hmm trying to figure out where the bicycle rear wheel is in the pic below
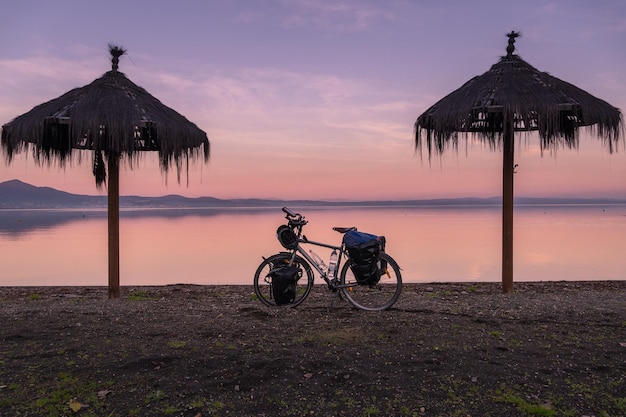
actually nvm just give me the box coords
[339,252,402,311]
[253,253,314,307]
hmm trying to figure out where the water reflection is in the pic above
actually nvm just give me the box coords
[0,206,624,286]
[0,207,278,236]
[0,210,100,236]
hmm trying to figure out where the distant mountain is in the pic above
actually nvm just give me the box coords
[0,180,106,208]
[1,179,625,209]
[0,179,325,209]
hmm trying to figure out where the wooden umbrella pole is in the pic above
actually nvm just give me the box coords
[107,153,120,299]
[502,121,515,293]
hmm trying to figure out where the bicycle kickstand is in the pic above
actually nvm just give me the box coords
[327,290,343,311]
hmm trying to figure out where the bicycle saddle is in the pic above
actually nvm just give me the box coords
[332,227,357,233]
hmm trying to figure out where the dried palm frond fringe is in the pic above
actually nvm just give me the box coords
[415,53,623,157]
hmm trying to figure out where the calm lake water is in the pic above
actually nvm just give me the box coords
[1,205,625,286]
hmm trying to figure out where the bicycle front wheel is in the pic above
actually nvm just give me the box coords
[339,252,402,311]
[253,253,314,307]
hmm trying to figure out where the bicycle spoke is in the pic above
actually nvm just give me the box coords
[253,253,314,307]
[340,253,402,311]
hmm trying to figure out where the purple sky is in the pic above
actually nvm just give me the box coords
[1,0,625,200]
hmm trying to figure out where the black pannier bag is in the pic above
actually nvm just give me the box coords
[343,231,386,285]
[270,265,301,305]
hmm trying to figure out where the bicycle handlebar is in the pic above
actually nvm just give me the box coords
[282,207,307,227]
[282,207,297,217]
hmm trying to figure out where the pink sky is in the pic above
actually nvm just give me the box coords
[1,1,625,200]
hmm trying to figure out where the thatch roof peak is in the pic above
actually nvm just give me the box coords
[108,44,127,73]
[505,31,520,57]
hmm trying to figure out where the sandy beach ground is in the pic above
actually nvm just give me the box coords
[1,281,625,416]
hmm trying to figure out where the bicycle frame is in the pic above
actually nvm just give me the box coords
[291,237,343,284]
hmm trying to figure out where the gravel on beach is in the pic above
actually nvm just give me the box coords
[1,281,625,416]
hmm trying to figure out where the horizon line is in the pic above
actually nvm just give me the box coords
[2,179,626,204]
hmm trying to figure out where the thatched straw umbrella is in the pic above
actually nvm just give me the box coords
[1,45,210,298]
[415,32,622,293]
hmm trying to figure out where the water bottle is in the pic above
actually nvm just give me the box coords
[309,250,327,270]
[327,250,338,280]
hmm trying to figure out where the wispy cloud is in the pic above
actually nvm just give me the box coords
[118,62,418,164]
[140,64,390,118]
[278,0,396,32]
[0,54,103,119]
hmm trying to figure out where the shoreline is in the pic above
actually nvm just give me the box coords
[1,279,624,291]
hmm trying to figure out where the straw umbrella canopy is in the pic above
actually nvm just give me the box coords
[1,45,210,298]
[414,32,622,293]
